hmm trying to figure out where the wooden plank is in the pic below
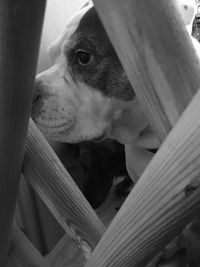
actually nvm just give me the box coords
[18,175,46,254]
[93,0,200,264]
[15,204,23,230]
[93,0,200,141]
[23,119,105,254]
[19,176,65,254]
[46,234,86,267]
[0,1,46,266]
[83,0,200,265]
[46,184,126,266]
[34,193,64,253]
[85,86,200,266]
[9,225,50,267]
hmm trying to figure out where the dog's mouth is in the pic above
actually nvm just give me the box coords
[32,119,76,143]
[34,117,109,144]
[34,116,75,131]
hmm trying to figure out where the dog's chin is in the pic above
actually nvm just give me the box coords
[45,133,108,144]
[86,132,108,143]
[35,123,109,144]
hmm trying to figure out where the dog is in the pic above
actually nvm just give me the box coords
[32,2,200,266]
[32,4,149,145]
[32,0,200,179]
[32,3,161,184]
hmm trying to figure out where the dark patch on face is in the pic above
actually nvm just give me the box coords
[64,7,135,101]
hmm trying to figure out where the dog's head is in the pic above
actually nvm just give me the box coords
[32,4,149,144]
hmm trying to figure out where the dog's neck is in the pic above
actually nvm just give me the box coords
[108,99,161,148]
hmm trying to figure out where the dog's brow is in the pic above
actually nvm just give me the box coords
[63,33,106,58]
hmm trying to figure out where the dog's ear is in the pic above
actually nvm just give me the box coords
[47,34,63,63]
[81,1,93,9]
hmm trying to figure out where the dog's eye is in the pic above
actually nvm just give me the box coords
[75,50,93,65]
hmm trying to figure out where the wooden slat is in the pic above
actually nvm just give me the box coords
[0,1,46,266]
[23,119,105,254]
[34,193,64,253]
[93,0,200,141]
[18,176,46,254]
[9,225,50,267]
[84,0,200,266]
[15,204,23,230]
[46,234,86,267]
[85,86,200,266]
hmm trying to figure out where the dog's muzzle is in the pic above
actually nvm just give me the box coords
[31,78,75,133]
[32,78,48,108]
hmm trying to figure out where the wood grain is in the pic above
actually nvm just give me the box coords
[23,119,105,254]
[0,1,46,266]
[46,234,86,267]
[85,86,200,266]
[18,176,46,254]
[93,0,200,141]
[84,0,200,265]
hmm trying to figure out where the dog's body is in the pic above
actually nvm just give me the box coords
[32,3,200,266]
[48,138,129,209]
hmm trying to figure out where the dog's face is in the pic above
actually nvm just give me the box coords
[32,5,149,144]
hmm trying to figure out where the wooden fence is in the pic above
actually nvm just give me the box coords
[1,0,200,266]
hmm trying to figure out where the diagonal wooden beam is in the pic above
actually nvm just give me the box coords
[23,119,105,254]
[9,225,50,267]
[17,175,47,254]
[93,0,200,141]
[0,1,46,266]
[46,233,86,267]
[85,79,200,267]
[84,0,200,266]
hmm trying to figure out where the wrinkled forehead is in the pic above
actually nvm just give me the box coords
[48,4,111,60]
